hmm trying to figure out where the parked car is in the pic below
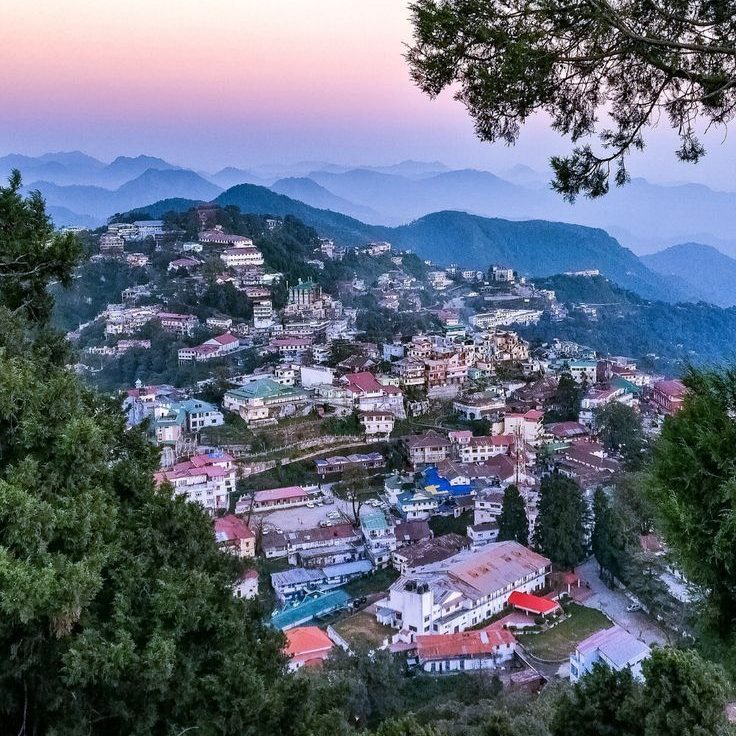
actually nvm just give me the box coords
[306,501,315,508]
[626,602,642,612]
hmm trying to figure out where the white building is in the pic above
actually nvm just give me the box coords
[569,625,651,683]
[221,244,264,268]
[376,541,551,635]
[154,452,236,512]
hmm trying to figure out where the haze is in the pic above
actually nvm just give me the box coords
[1,0,734,190]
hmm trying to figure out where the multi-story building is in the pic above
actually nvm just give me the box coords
[177,333,240,362]
[360,508,396,567]
[158,312,199,337]
[223,378,309,425]
[253,299,274,329]
[403,430,452,469]
[220,244,264,268]
[154,451,236,512]
[376,541,551,636]
[651,379,686,416]
[360,411,395,438]
[503,409,544,445]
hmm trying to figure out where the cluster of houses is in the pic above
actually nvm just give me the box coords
[90,218,684,685]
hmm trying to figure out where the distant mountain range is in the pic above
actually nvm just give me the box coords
[5,151,736,254]
[126,182,698,304]
[27,169,222,222]
[642,243,736,307]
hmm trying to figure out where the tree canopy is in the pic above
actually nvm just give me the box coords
[533,472,589,568]
[648,367,736,666]
[497,484,529,546]
[407,1,736,200]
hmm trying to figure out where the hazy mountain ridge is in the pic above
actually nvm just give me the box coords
[127,183,696,303]
[642,242,736,307]
[7,151,736,252]
[29,169,222,223]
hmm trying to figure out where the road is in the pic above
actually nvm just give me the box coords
[575,558,669,647]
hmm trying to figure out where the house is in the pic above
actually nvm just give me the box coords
[178,333,240,362]
[284,626,334,671]
[546,421,589,440]
[467,521,499,548]
[570,625,651,683]
[341,371,406,418]
[411,628,516,674]
[154,451,236,511]
[223,378,309,425]
[235,485,311,513]
[214,515,256,558]
[168,257,201,272]
[233,569,259,600]
[158,312,199,336]
[150,398,224,443]
[394,519,432,548]
[503,410,544,445]
[578,386,631,426]
[360,508,396,567]
[376,541,551,635]
[360,411,395,438]
[651,379,686,415]
[403,430,452,469]
[391,533,469,574]
[395,489,439,521]
[453,391,506,421]
[220,244,264,268]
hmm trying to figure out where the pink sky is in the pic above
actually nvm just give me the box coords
[1,0,733,186]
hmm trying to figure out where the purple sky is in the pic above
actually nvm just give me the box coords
[1,0,734,188]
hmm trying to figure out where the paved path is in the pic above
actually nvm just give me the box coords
[575,558,669,647]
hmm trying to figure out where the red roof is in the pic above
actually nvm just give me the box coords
[343,371,401,395]
[213,333,239,346]
[415,628,515,661]
[253,485,308,503]
[654,379,686,398]
[507,590,560,616]
[214,514,255,542]
[285,626,333,663]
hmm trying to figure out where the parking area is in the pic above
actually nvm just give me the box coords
[255,493,390,532]
[575,558,669,647]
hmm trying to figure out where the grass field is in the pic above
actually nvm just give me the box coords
[333,609,394,647]
[517,604,611,661]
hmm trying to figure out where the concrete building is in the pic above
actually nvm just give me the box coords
[570,625,651,683]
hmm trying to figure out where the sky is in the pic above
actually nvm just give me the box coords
[1,0,734,188]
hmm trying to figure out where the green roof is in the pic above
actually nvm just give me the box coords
[226,378,306,402]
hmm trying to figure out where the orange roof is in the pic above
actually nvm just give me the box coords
[507,590,560,615]
[285,626,333,662]
[415,628,515,661]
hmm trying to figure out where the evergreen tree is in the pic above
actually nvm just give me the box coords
[533,473,588,569]
[642,648,732,736]
[0,175,342,735]
[550,663,644,736]
[648,367,736,663]
[497,484,529,546]
[545,372,583,422]
[595,402,646,468]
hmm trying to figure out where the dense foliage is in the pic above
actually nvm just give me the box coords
[648,367,736,668]
[496,484,529,546]
[408,1,736,199]
[533,473,588,569]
